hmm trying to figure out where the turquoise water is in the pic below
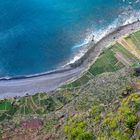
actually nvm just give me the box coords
[0,0,140,77]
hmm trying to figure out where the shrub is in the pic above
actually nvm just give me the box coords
[124,114,138,131]
[112,131,130,140]
[64,120,93,140]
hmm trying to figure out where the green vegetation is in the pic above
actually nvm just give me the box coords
[65,47,124,88]
[89,48,124,75]
[130,31,140,50]
[64,30,140,89]
[112,43,139,63]
[64,93,140,140]
[0,101,12,110]
[64,120,93,140]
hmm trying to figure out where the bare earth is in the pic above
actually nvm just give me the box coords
[0,21,140,99]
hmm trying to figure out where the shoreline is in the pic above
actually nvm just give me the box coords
[0,20,140,99]
[70,20,140,69]
[0,20,140,81]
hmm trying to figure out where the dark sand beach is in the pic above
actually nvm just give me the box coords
[0,20,140,99]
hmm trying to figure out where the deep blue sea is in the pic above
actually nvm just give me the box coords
[0,0,140,77]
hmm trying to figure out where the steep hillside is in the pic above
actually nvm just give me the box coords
[0,30,140,140]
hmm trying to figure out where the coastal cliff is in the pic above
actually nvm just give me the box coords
[0,28,140,139]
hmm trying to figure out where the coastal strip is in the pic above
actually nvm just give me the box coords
[71,20,140,69]
[0,20,140,99]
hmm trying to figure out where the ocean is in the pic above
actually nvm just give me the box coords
[0,0,140,77]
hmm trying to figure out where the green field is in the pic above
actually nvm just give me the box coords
[112,43,139,64]
[65,31,140,89]
[0,101,12,111]
[89,48,124,75]
[129,31,140,50]
[65,47,124,88]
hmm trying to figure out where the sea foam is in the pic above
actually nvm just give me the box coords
[66,9,140,66]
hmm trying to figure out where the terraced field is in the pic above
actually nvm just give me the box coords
[64,30,140,89]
